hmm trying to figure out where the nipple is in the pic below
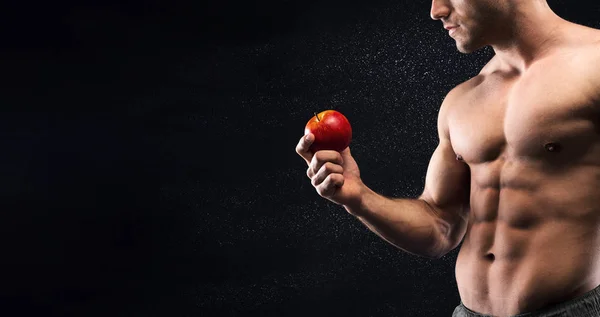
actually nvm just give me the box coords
[544,142,562,153]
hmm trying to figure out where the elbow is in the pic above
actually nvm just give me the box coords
[425,238,449,260]
[422,200,469,260]
[430,221,467,260]
[417,223,451,260]
[427,214,463,260]
[419,247,445,260]
[430,235,465,260]
[422,253,443,260]
[432,246,453,260]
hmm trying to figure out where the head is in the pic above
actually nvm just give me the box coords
[430,0,523,53]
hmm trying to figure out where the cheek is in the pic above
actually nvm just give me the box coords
[459,16,481,37]
[456,1,479,25]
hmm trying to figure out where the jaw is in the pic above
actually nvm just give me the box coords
[453,26,490,54]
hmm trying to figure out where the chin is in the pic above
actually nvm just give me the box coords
[456,40,485,54]
[457,45,476,54]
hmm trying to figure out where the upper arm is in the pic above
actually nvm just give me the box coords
[418,89,471,256]
[592,51,600,107]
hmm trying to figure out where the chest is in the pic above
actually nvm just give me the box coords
[448,67,599,165]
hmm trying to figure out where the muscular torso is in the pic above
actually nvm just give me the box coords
[449,29,600,316]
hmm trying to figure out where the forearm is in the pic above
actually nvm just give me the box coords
[344,186,449,259]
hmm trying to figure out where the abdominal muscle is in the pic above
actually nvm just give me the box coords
[455,166,600,316]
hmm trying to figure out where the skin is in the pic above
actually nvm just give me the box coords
[297,0,600,315]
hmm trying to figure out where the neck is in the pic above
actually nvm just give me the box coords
[490,1,566,73]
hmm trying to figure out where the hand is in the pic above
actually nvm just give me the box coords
[295,133,365,207]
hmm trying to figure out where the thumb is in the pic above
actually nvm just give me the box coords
[340,146,352,157]
[339,146,354,163]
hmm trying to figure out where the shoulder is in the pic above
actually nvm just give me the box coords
[578,27,600,106]
[437,74,483,139]
[558,23,600,63]
[440,73,485,115]
[445,56,500,103]
[589,48,600,106]
[540,25,600,105]
[567,28,600,105]
[436,55,497,138]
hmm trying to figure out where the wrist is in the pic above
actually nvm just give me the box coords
[343,183,375,217]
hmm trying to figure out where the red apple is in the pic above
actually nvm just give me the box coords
[304,110,352,153]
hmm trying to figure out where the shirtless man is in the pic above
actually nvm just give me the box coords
[295,1,600,316]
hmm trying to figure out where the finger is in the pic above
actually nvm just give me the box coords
[295,133,315,164]
[340,146,352,158]
[311,162,344,187]
[308,150,344,179]
[316,173,345,198]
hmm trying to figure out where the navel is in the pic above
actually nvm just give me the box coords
[544,142,562,153]
[484,253,495,261]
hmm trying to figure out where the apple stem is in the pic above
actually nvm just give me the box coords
[314,112,319,122]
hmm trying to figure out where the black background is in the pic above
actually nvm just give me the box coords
[2,0,599,316]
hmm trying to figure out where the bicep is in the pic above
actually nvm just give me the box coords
[418,93,471,253]
[420,88,471,212]
[420,139,470,213]
[419,139,471,254]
